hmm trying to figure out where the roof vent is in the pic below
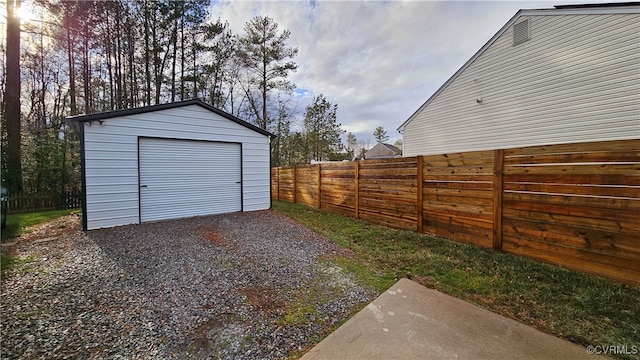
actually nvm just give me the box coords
[513,19,530,46]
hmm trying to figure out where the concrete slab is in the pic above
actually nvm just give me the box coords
[302,278,591,360]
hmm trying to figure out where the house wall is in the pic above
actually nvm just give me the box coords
[403,12,640,156]
[83,104,270,230]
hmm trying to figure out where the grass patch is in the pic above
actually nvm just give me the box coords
[1,254,35,268]
[1,254,37,273]
[330,256,396,293]
[279,261,346,327]
[18,307,50,319]
[1,209,78,272]
[281,303,318,326]
[1,209,78,241]
[272,201,640,360]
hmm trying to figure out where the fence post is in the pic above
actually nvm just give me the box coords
[317,164,322,209]
[354,161,360,219]
[293,165,297,204]
[492,149,505,252]
[276,167,280,201]
[417,156,424,233]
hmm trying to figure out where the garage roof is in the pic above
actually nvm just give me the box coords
[67,99,275,138]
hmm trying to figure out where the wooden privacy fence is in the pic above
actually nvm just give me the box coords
[7,191,82,214]
[272,139,640,284]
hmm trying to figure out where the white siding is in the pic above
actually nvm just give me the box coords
[403,13,640,156]
[83,104,270,230]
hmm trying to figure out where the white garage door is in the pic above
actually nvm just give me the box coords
[139,138,242,222]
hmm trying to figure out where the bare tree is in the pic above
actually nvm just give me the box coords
[356,137,371,159]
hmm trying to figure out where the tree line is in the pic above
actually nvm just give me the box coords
[2,0,365,196]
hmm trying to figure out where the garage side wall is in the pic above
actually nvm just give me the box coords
[83,104,270,230]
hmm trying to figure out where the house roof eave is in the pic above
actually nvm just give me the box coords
[396,3,640,133]
[396,10,523,133]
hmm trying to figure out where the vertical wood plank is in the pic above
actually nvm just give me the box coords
[417,155,424,233]
[293,165,297,204]
[276,167,280,201]
[317,164,322,209]
[355,161,360,219]
[493,149,504,252]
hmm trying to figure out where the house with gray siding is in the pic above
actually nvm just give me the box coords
[398,3,640,156]
[68,99,274,230]
[364,142,402,159]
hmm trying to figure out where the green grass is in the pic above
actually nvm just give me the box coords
[1,254,37,272]
[282,303,318,326]
[1,209,78,241]
[1,209,78,272]
[272,200,640,360]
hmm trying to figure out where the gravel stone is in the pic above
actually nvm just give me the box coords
[1,210,378,359]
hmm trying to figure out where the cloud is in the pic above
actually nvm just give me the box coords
[209,0,600,143]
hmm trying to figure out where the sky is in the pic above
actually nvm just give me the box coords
[209,0,603,145]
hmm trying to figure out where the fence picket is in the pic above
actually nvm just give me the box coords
[7,191,82,214]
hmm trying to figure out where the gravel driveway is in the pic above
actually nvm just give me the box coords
[1,210,378,359]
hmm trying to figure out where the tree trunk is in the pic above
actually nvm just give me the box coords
[170,20,178,102]
[144,0,151,106]
[4,0,22,193]
[105,9,115,110]
[180,16,185,100]
[39,31,46,130]
[82,22,91,113]
[67,29,77,115]
[114,4,123,109]
[127,21,135,107]
[261,44,267,130]
[192,41,197,99]
[151,6,161,105]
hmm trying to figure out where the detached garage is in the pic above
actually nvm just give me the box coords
[68,99,274,230]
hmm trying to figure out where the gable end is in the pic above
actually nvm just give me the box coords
[397,4,640,134]
[67,99,275,138]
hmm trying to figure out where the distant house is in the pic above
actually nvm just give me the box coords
[397,3,640,156]
[364,142,402,159]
